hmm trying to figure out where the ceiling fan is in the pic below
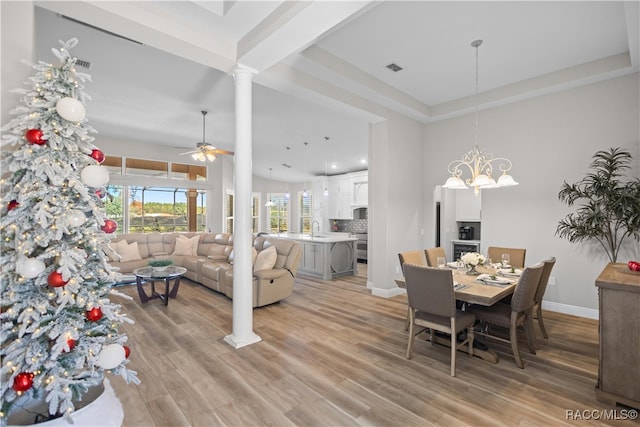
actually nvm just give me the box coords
[179,110,234,161]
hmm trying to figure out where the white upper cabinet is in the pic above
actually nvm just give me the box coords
[455,190,482,221]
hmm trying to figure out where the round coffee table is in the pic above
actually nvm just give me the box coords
[133,266,187,306]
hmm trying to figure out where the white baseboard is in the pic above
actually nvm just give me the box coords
[371,285,405,298]
[542,301,598,320]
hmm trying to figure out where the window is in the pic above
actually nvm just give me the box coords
[103,156,207,233]
[299,191,312,234]
[268,193,289,233]
[225,191,234,234]
[125,158,168,178]
[104,185,124,234]
[225,191,260,234]
[128,186,202,233]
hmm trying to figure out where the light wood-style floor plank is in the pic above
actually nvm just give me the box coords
[109,267,635,427]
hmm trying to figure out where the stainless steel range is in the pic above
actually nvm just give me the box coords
[355,233,368,263]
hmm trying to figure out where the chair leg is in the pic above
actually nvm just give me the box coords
[467,326,474,357]
[450,320,457,377]
[406,312,415,359]
[536,305,549,339]
[404,305,410,331]
[510,314,524,369]
[525,311,537,355]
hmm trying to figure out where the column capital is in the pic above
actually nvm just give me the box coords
[233,63,259,77]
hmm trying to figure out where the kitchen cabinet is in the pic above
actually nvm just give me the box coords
[595,263,640,409]
[352,181,368,206]
[456,190,481,221]
[302,242,325,276]
[328,176,353,219]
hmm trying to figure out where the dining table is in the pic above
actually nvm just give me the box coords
[395,263,520,364]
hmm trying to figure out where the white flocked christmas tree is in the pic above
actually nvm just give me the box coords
[0,38,139,424]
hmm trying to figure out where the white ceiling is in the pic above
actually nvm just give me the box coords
[33,1,639,183]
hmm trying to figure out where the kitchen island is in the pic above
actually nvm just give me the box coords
[270,233,357,280]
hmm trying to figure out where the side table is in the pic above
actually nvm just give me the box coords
[133,266,187,306]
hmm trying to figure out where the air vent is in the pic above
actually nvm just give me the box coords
[75,59,92,69]
[386,63,403,72]
[281,163,292,168]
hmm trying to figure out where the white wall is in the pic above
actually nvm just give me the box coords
[423,73,640,316]
[369,113,425,296]
[1,1,35,127]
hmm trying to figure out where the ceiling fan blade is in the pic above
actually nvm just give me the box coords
[209,148,234,156]
[178,150,197,155]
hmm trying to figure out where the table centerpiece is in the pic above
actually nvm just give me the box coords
[461,252,486,275]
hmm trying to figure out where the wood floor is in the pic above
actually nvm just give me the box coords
[109,266,634,427]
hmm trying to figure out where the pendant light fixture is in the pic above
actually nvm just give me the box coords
[265,168,275,207]
[442,40,518,195]
[323,160,329,197]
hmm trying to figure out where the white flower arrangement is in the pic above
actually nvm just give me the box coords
[461,252,486,267]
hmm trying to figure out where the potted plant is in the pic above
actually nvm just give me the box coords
[148,258,173,272]
[556,147,640,263]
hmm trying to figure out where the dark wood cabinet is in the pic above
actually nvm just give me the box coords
[595,263,640,409]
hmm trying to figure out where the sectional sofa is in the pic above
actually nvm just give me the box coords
[105,232,302,307]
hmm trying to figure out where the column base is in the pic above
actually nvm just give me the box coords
[223,332,262,349]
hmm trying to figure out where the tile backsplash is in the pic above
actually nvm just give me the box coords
[332,219,368,234]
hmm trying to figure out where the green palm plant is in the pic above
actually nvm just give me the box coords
[556,147,640,262]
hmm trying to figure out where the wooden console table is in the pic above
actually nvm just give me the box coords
[595,262,640,409]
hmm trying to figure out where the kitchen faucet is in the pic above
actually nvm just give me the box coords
[311,220,320,238]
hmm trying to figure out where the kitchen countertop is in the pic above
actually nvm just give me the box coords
[269,232,357,243]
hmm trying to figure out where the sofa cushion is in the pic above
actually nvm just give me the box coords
[173,235,200,256]
[254,245,277,272]
[209,244,233,261]
[114,240,142,262]
[227,247,257,264]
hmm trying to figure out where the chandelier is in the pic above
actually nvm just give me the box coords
[443,40,517,195]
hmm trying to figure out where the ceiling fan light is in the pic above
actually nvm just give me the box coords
[443,176,467,189]
[205,152,216,161]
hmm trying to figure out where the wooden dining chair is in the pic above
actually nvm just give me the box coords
[533,257,556,340]
[424,247,446,267]
[404,264,475,377]
[468,263,544,368]
[487,246,526,268]
[398,251,428,330]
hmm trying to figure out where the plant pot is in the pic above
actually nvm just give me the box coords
[7,378,123,426]
[152,266,168,272]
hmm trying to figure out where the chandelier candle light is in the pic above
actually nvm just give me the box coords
[443,40,518,195]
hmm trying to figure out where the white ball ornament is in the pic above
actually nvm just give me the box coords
[65,210,87,227]
[81,165,110,187]
[17,258,46,279]
[56,97,86,122]
[95,344,126,370]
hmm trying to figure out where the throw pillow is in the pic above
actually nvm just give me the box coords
[253,245,277,272]
[102,243,122,262]
[117,241,142,263]
[173,235,198,256]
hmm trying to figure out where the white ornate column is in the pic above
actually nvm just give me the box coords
[224,64,261,349]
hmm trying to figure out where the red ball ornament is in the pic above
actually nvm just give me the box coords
[7,200,19,211]
[47,271,68,288]
[12,372,34,392]
[25,129,47,145]
[86,307,103,322]
[90,149,105,163]
[95,188,107,199]
[629,261,640,272]
[101,219,117,234]
[123,345,131,358]
[66,338,77,352]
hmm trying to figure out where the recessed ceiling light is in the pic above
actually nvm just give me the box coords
[331,164,337,169]
[360,159,367,164]
[386,63,403,72]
